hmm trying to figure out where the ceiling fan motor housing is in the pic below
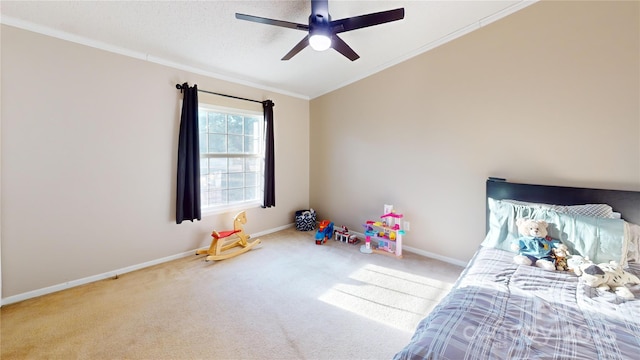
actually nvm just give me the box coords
[309,14,332,51]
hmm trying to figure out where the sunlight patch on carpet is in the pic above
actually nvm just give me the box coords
[318,264,455,332]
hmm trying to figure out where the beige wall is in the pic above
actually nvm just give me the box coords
[1,25,310,300]
[2,0,639,302]
[310,1,640,263]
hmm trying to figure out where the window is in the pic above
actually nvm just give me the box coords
[199,104,264,213]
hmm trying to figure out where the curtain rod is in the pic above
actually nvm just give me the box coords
[175,83,271,106]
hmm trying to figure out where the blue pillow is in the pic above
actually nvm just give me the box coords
[482,198,626,265]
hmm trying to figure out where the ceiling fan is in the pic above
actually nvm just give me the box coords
[235,0,405,61]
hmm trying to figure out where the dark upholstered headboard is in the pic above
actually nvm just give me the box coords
[486,178,640,233]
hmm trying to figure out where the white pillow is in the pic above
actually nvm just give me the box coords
[625,221,640,264]
[501,199,614,218]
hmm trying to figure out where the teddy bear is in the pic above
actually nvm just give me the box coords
[570,256,640,300]
[510,218,567,271]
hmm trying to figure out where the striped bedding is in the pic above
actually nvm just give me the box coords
[394,247,640,360]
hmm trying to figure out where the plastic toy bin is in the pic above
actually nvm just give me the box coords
[295,209,316,231]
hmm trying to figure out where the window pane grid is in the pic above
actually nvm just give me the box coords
[199,107,264,210]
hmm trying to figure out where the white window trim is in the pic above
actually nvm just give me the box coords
[201,201,263,217]
[198,103,265,216]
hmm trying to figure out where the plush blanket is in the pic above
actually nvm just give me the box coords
[394,247,640,360]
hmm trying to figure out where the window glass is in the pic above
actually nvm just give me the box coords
[199,105,264,213]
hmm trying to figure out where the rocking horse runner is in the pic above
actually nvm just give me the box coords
[196,211,261,261]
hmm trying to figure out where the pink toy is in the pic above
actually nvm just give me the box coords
[360,236,373,254]
[381,212,404,219]
[362,205,404,258]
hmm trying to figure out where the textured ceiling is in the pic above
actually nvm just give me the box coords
[1,1,536,99]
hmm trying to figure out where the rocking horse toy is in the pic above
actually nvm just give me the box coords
[196,211,261,261]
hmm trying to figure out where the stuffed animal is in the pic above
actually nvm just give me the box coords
[567,254,592,274]
[552,245,570,271]
[510,218,565,271]
[571,256,640,300]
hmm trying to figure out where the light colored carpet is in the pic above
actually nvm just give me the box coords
[1,227,464,360]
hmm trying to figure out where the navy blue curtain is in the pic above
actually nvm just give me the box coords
[176,83,201,223]
[262,100,275,208]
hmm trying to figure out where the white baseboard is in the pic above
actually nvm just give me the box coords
[350,230,468,268]
[253,223,293,237]
[1,223,466,306]
[1,223,294,306]
[401,245,468,268]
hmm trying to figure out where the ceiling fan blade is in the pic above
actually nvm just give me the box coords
[332,35,360,61]
[331,8,405,34]
[237,1,399,61]
[282,35,310,60]
[235,13,309,31]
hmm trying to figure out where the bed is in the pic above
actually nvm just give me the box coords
[394,178,640,360]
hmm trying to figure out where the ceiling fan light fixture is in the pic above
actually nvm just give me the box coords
[236,0,405,60]
[309,34,332,51]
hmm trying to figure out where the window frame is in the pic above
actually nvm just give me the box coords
[198,103,264,216]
